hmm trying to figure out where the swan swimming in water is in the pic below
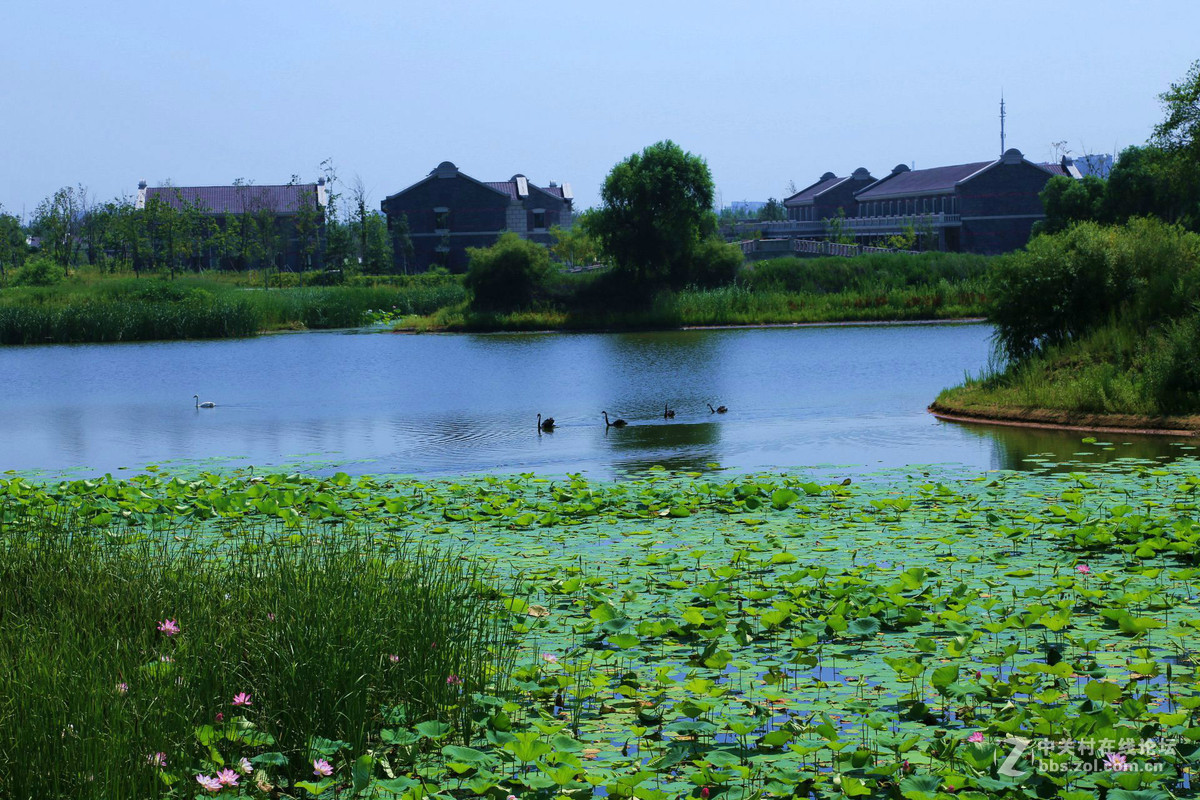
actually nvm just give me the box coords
[602,411,627,428]
[193,394,215,409]
[664,403,675,419]
[708,403,727,414]
[538,414,555,432]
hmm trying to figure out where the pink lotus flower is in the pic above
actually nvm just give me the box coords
[196,774,222,791]
[147,752,167,768]
[313,758,333,777]
[542,653,559,664]
[1104,752,1128,771]
[1076,564,1090,574]
[217,768,239,787]
[239,757,253,774]
[701,789,711,798]
[231,692,252,707]
[388,654,400,664]
[967,731,984,743]
[157,619,180,636]
[116,682,128,694]
[446,674,462,686]
[215,712,224,723]
[507,795,517,800]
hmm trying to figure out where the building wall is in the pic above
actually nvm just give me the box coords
[959,161,1052,254]
[383,175,571,272]
[814,177,872,220]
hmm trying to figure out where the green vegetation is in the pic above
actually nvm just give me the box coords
[465,233,555,312]
[588,140,739,291]
[1038,60,1200,236]
[5,456,1200,798]
[0,272,465,344]
[421,250,989,332]
[937,218,1200,422]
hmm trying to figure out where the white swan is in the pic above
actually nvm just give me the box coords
[193,394,215,409]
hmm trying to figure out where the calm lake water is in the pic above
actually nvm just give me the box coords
[0,323,1189,478]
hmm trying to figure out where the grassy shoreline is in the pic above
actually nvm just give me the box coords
[0,252,991,344]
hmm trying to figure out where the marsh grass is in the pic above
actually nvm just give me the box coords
[0,276,466,344]
[0,513,513,799]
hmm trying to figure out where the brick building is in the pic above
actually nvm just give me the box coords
[380,161,573,272]
[136,180,328,270]
[782,167,875,222]
[761,148,1073,254]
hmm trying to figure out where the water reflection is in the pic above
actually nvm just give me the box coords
[940,417,1189,472]
[602,420,723,475]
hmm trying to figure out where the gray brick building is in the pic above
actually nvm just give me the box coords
[763,149,1073,253]
[380,161,573,272]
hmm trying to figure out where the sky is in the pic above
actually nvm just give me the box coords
[2,1,1198,218]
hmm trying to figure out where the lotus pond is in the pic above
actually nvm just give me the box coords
[4,445,1200,799]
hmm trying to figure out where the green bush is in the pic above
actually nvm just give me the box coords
[989,218,1200,361]
[687,237,744,288]
[464,232,554,312]
[11,256,66,287]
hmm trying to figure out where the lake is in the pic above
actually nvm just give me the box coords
[0,323,1188,477]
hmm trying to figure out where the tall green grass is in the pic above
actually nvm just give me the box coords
[0,513,513,799]
[0,276,467,344]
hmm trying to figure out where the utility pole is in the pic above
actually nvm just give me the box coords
[999,92,1007,156]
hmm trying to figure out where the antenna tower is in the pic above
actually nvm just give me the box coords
[1000,92,1006,155]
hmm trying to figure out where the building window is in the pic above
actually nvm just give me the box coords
[434,207,449,231]
[532,209,546,230]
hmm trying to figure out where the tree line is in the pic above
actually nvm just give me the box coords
[0,160,415,282]
[1038,60,1200,235]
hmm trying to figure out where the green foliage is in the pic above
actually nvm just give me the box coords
[0,482,512,799]
[4,460,1200,799]
[743,252,991,294]
[549,211,601,267]
[1036,174,1108,234]
[464,232,554,312]
[11,255,66,286]
[989,218,1200,362]
[757,197,785,221]
[0,276,466,344]
[687,237,744,289]
[590,140,718,291]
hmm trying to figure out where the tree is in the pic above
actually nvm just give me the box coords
[0,208,26,280]
[389,212,415,274]
[291,175,323,271]
[361,211,392,274]
[589,140,717,290]
[1153,59,1200,159]
[31,187,81,268]
[1035,174,1108,234]
[464,232,554,312]
[549,211,600,267]
[757,198,785,221]
[350,175,370,268]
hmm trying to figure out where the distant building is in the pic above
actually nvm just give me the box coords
[136,180,328,270]
[759,148,1065,253]
[380,161,573,273]
[1072,153,1114,179]
[782,168,875,222]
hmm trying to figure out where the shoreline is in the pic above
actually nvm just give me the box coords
[928,401,1200,438]
[398,316,989,336]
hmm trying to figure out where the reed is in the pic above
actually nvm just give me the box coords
[0,511,513,799]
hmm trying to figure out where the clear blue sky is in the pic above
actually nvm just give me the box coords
[2,1,1196,217]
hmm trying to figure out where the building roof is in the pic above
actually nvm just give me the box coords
[855,162,993,200]
[783,173,848,206]
[143,184,322,214]
[384,162,571,207]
